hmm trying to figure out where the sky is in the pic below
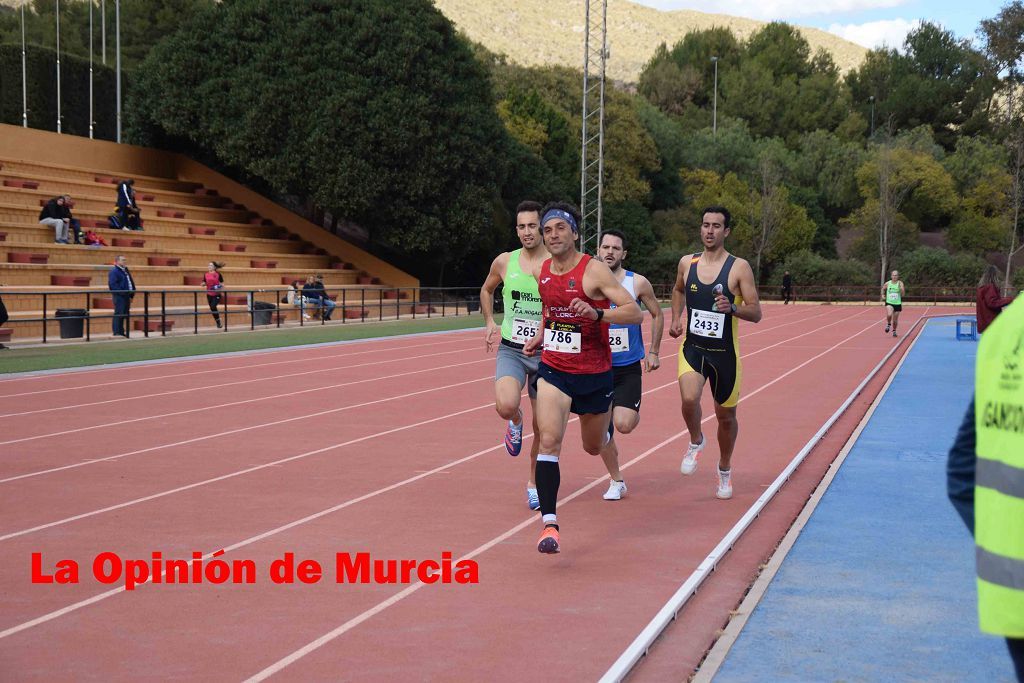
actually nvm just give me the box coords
[633,0,1007,50]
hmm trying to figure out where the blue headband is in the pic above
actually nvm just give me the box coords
[542,209,578,234]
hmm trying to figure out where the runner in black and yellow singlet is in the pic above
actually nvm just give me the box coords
[680,252,741,407]
[669,206,762,500]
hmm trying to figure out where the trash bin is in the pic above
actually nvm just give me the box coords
[251,301,276,326]
[55,308,87,339]
[466,298,480,313]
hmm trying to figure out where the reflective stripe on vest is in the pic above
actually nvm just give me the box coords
[974,295,1024,638]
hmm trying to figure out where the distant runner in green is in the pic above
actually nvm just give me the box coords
[882,270,905,338]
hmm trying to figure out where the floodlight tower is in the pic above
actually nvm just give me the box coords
[579,0,608,254]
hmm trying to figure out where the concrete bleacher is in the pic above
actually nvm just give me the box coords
[0,124,424,343]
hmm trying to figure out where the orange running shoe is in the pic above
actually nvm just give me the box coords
[537,525,560,554]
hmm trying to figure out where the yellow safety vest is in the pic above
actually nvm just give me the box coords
[975,296,1024,637]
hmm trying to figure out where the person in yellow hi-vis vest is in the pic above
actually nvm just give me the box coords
[947,295,1024,680]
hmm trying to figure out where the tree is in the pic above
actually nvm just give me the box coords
[0,0,217,69]
[129,0,511,281]
[847,23,996,149]
[635,99,687,210]
[862,143,922,284]
[638,45,701,115]
[981,1,1024,117]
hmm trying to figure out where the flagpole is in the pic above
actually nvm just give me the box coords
[21,1,28,127]
[56,0,62,133]
[89,0,94,139]
[115,0,121,143]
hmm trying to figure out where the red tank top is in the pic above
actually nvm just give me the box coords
[539,254,611,373]
[203,271,222,294]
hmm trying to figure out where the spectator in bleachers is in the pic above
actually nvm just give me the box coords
[116,179,142,230]
[0,289,8,350]
[39,195,72,243]
[314,273,336,321]
[108,255,136,337]
[301,274,334,321]
[286,280,315,320]
[82,229,107,246]
[202,261,226,329]
[63,196,83,244]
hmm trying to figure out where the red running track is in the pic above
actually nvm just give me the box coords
[0,305,934,680]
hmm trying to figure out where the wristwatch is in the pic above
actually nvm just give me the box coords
[730,303,737,314]
[595,308,604,321]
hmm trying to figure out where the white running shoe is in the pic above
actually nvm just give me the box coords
[603,480,627,501]
[680,434,706,475]
[716,469,733,499]
[526,487,540,511]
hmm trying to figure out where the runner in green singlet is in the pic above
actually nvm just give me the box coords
[480,201,549,510]
[883,270,905,338]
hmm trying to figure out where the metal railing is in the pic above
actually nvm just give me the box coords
[0,283,981,345]
[652,283,977,305]
[0,286,484,343]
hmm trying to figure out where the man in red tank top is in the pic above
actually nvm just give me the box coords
[522,202,642,554]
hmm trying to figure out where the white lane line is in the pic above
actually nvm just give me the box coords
[0,354,490,449]
[0,308,836,447]
[0,335,478,399]
[0,344,483,421]
[0,326,483,384]
[0,309,866,534]
[243,318,882,681]
[0,311,871,643]
[0,378,494,542]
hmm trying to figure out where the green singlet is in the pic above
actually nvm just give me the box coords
[885,281,902,306]
[500,249,543,346]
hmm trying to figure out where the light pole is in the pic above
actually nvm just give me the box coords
[711,56,719,138]
[56,0,61,133]
[869,95,875,138]
[20,0,27,127]
[115,0,121,143]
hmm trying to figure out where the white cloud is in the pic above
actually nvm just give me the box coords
[634,0,910,21]
[826,18,922,49]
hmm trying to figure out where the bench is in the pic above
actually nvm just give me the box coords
[51,275,91,286]
[188,226,216,236]
[0,328,12,343]
[133,319,176,332]
[112,237,145,248]
[8,252,48,264]
[219,243,246,252]
[956,317,978,341]
[156,209,186,219]
[3,179,39,189]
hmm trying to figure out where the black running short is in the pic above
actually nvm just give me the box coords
[885,302,902,312]
[612,360,643,412]
[678,342,741,408]
[537,362,614,415]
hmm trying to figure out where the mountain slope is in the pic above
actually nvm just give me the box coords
[433,0,868,82]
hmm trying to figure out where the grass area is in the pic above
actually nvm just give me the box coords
[0,316,486,375]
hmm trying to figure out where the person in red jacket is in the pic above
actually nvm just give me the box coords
[202,261,226,329]
[976,265,1014,333]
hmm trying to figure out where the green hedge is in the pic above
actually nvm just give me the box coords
[780,250,874,286]
[0,43,117,140]
[896,247,988,288]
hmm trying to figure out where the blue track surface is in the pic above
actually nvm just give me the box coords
[715,318,1016,682]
